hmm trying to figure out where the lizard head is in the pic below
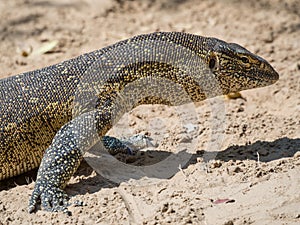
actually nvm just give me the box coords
[204,38,279,94]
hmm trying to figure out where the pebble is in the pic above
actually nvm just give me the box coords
[223,220,234,225]
[161,203,169,213]
[176,133,192,143]
[228,166,243,175]
[210,160,222,169]
[233,166,243,173]
[294,151,300,158]
[183,123,198,133]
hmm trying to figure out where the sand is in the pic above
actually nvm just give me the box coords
[0,0,299,224]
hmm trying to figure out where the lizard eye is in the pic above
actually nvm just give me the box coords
[241,56,250,64]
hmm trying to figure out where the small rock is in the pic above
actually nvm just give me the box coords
[294,151,300,158]
[161,203,169,213]
[196,157,204,163]
[73,200,84,207]
[233,166,243,173]
[5,217,12,222]
[210,160,222,169]
[256,171,263,177]
[295,213,300,219]
[165,216,172,223]
[183,123,198,133]
[228,166,243,175]
[176,133,192,143]
[185,218,193,223]
[223,220,234,225]
[237,107,244,112]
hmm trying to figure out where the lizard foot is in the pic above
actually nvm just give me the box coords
[28,180,71,215]
[102,134,157,156]
[102,135,134,155]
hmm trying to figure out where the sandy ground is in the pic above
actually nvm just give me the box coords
[0,0,300,224]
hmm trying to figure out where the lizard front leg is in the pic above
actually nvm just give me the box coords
[28,109,113,214]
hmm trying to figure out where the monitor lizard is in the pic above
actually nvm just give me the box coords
[0,32,279,214]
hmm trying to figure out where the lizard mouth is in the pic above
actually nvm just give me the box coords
[260,59,280,83]
[245,63,279,85]
[261,68,279,84]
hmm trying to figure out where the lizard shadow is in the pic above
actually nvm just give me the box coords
[214,137,300,162]
[1,137,299,194]
[67,136,300,196]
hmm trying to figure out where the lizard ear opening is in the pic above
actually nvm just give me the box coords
[207,52,219,71]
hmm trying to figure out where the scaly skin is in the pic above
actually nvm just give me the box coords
[0,32,279,213]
